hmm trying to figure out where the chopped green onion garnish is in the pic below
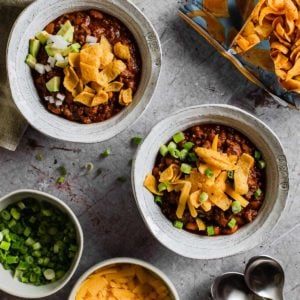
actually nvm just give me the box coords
[57,165,67,176]
[170,149,180,159]
[23,227,31,237]
[33,242,41,250]
[207,226,215,236]
[158,182,169,192]
[254,150,262,160]
[254,188,262,198]
[181,163,192,174]
[17,202,26,210]
[1,210,11,221]
[232,201,242,214]
[258,160,266,169]
[199,192,208,202]
[131,136,143,145]
[159,145,168,157]
[7,256,19,264]
[100,148,112,158]
[154,195,163,205]
[0,232,3,242]
[188,153,198,162]
[10,208,21,220]
[56,176,65,184]
[228,218,237,229]
[25,237,35,246]
[173,220,184,229]
[227,171,234,180]
[205,168,214,178]
[183,142,194,151]
[43,269,55,281]
[35,153,44,161]
[0,241,10,251]
[167,141,177,152]
[173,132,185,144]
[179,149,189,161]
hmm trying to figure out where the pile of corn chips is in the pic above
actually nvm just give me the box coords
[144,135,253,232]
[63,36,133,107]
[76,264,173,300]
[232,0,300,93]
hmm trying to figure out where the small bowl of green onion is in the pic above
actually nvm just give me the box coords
[0,189,83,298]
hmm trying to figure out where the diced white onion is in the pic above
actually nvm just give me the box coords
[55,100,63,107]
[35,63,45,75]
[48,96,55,104]
[44,96,50,102]
[48,35,70,49]
[86,35,98,43]
[56,93,65,101]
[44,65,52,72]
[47,56,56,68]
[54,53,64,62]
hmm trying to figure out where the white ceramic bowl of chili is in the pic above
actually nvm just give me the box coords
[7,0,161,143]
[132,104,289,259]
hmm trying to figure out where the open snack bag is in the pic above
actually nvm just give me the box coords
[179,0,300,109]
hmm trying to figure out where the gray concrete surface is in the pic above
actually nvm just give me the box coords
[1,0,300,299]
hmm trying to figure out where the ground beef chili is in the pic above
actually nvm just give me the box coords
[152,124,266,236]
[32,10,141,124]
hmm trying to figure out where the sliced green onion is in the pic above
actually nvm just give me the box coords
[159,145,168,157]
[183,142,194,151]
[254,188,262,198]
[173,132,185,144]
[205,168,214,178]
[1,210,11,221]
[57,165,67,176]
[181,163,192,174]
[56,176,65,184]
[0,241,10,251]
[42,209,52,217]
[33,242,41,250]
[254,150,261,160]
[207,226,215,236]
[7,256,19,264]
[170,149,180,159]
[8,219,16,228]
[154,196,163,205]
[100,148,112,158]
[173,220,184,229]
[228,218,237,229]
[25,237,35,247]
[17,202,26,210]
[167,141,177,152]
[188,153,198,162]
[232,201,242,214]
[199,192,208,202]
[43,269,55,281]
[0,232,3,242]
[131,136,143,145]
[35,153,44,161]
[258,160,266,170]
[23,227,31,237]
[179,149,189,161]
[158,182,169,192]
[227,171,234,180]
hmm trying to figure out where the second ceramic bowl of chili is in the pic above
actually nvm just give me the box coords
[132,104,289,259]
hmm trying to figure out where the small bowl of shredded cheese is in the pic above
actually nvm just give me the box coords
[69,257,179,300]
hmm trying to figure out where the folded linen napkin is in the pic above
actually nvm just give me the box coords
[0,1,32,151]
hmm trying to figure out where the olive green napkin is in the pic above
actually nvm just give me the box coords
[0,1,32,151]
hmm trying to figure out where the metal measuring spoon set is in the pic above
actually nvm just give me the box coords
[210,256,285,300]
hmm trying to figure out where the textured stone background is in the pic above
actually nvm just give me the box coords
[0,0,300,299]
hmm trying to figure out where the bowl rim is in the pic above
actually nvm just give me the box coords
[131,104,289,260]
[68,257,180,300]
[6,0,162,143]
[0,189,84,298]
